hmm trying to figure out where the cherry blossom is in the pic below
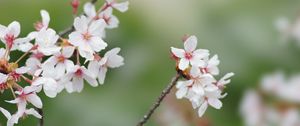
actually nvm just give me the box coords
[0,21,31,52]
[84,2,120,29]
[44,46,75,78]
[171,35,209,70]
[62,65,97,93]
[171,35,234,117]
[89,47,124,84]
[34,28,61,56]
[68,16,107,60]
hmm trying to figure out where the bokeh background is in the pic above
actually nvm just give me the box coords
[1,0,300,126]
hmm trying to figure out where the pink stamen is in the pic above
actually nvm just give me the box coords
[4,34,15,49]
[82,32,92,41]
[184,52,193,60]
[74,68,83,77]
[10,71,21,81]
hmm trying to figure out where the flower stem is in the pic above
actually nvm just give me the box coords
[9,86,16,99]
[15,51,30,64]
[76,48,80,65]
[136,73,181,126]
[38,108,44,126]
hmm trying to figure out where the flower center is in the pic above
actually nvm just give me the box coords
[57,55,65,63]
[74,68,83,77]
[4,34,15,49]
[184,52,193,60]
[82,32,92,41]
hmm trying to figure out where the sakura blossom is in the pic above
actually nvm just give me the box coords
[171,35,209,70]
[171,35,234,117]
[0,0,127,125]
[88,47,124,84]
[68,15,107,60]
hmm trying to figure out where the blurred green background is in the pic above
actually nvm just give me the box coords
[1,0,300,126]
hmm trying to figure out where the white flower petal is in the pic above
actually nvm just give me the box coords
[84,2,96,18]
[72,77,84,92]
[15,67,30,74]
[62,46,75,58]
[73,16,88,33]
[105,48,124,68]
[89,36,107,52]
[178,58,189,70]
[98,67,108,84]
[112,1,129,12]
[7,21,21,37]
[89,19,106,37]
[190,66,201,78]
[0,107,11,119]
[192,84,205,95]
[170,47,185,58]
[65,81,74,93]
[27,94,43,108]
[176,87,188,99]
[208,98,222,109]
[198,102,208,117]
[41,10,50,28]
[184,35,197,52]
[25,108,42,119]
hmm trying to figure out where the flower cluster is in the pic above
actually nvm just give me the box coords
[240,72,300,126]
[171,35,234,117]
[0,0,128,126]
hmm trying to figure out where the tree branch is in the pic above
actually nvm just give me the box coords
[136,73,181,126]
[58,0,99,36]
[38,108,44,126]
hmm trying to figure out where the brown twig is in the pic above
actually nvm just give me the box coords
[38,108,44,126]
[136,73,181,126]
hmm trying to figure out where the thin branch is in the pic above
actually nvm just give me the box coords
[58,0,99,37]
[38,108,44,126]
[136,73,181,126]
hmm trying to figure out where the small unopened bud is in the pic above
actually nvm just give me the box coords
[71,0,80,15]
